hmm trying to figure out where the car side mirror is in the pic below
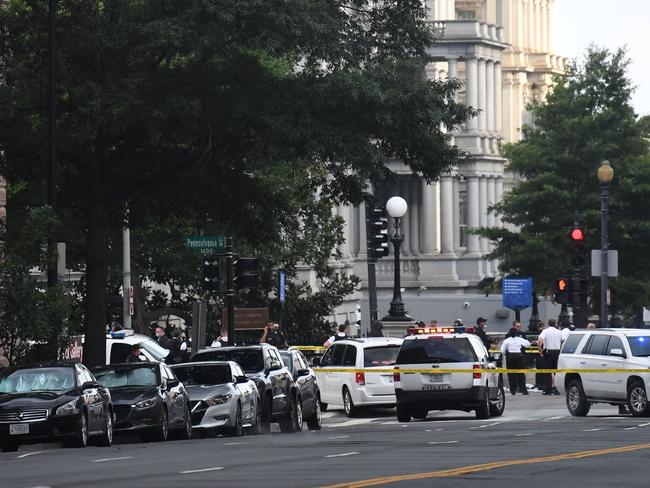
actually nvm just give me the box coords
[610,348,626,358]
[81,381,98,390]
[312,357,321,367]
[295,368,310,378]
[235,375,249,384]
[166,379,180,390]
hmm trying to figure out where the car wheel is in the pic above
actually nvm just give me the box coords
[146,408,169,442]
[411,408,428,420]
[627,380,650,417]
[321,402,328,412]
[342,387,358,418]
[475,387,491,419]
[489,386,506,417]
[566,379,591,417]
[70,411,89,448]
[95,410,113,447]
[248,398,263,435]
[396,404,411,423]
[0,442,19,453]
[306,395,323,431]
[292,396,303,433]
[228,403,244,437]
[279,394,299,433]
[260,395,272,434]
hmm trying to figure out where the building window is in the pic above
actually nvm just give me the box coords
[456,9,477,20]
[458,186,468,248]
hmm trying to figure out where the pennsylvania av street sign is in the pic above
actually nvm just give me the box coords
[186,236,225,255]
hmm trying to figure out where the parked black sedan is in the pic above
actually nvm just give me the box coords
[93,362,191,442]
[0,363,113,452]
[279,348,322,430]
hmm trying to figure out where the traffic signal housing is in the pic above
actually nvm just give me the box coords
[554,277,570,304]
[366,208,389,261]
[202,256,220,291]
[233,257,260,289]
[570,227,586,267]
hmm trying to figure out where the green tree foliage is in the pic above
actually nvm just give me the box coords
[1,0,471,364]
[478,47,650,318]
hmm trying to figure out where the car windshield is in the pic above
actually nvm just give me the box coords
[138,339,170,362]
[172,365,232,385]
[397,337,477,364]
[628,336,650,357]
[94,366,159,388]
[0,367,76,393]
[364,346,401,367]
[193,350,263,374]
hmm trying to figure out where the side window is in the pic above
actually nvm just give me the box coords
[561,334,584,354]
[343,345,357,366]
[292,354,303,373]
[271,350,283,365]
[160,365,171,382]
[320,348,334,367]
[110,343,131,364]
[607,336,625,356]
[583,335,610,356]
[297,352,309,370]
[75,366,86,387]
[331,345,346,366]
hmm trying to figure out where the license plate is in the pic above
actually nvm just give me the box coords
[10,424,29,435]
[422,384,451,391]
[428,374,442,382]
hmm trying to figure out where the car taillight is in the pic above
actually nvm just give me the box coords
[355,371,365,385]
[393,367,400,382]
[473,364,482,379]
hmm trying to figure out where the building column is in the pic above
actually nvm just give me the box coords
[420,179,437,254]
[495,62,503,136]
[477,58,487,133]
[358,202,368,259]
[351,205,360,257]
[466,176,481,254]
[495,176,504,226]
[338,206,351,259]
[486,60,495,137]
[465,58,479,131]
[479,176,489,253]
[528,0,534,51]
[542,0,549,52]
[409,178,420,256]
[487,177,497,229]
[439,175,455,255]
[453,176,461,251]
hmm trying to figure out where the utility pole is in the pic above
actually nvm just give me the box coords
[122,206,132,329]
[47,0,58,289]
[225,237,235,346]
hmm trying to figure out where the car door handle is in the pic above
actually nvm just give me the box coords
[600,364,608,367]
[579,361,586,364]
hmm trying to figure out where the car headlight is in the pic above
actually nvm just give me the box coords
[205,394,232,406]
[54,399,80,416]
[134,397,158,409]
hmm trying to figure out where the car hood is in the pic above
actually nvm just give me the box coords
[108,386,159,404]
[184,384,233,401]
[0,391,76,409]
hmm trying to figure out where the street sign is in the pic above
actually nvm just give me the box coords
[502,277,533,310]
[279,271,286,304]
[222,308,269,330]
[591,250,618,277]
[185,236,225,255]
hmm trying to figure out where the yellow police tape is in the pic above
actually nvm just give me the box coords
[293,345,542,354]
[311,367,650,374]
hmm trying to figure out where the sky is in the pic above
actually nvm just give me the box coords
[554,0,650,116]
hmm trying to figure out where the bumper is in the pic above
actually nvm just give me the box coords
[0,415,79,445]
[352,387,396,407]
[396,386,487,411]
[113,404,162,433]
[190,401,237,430]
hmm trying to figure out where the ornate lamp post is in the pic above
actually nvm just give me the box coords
[382,196,412,322]
[598,160,614,327]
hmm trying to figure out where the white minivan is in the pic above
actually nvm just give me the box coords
[314,337,403,417]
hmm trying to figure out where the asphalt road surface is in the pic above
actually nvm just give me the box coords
[2,394,650,488]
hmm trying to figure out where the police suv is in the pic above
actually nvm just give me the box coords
[393,326,505,422]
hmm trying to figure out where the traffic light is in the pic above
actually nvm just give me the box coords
[202,256,220,291]
[554,277,570,304]
[233,257,260,289]
[366,208,389,261]
[570,227,586,267]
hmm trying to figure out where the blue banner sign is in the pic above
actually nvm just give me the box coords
[502,277,533,310]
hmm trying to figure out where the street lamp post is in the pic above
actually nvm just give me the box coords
[382,196,412,322]
[598,160,614,328]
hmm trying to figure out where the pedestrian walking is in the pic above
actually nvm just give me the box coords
[474,317,493,351]
[538,319,563,395]
[500,328,531,395]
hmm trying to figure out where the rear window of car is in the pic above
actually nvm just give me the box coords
[628,336,650,357]
[193,349,263,374]
[561,333,584,354]
[364,346,401,367]
[396,338,477,364]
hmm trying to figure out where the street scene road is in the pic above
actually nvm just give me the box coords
[2,395,650,488]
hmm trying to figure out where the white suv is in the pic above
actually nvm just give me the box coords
[314,337,403,417]
[557,329,650,416]
[393,330,504,422]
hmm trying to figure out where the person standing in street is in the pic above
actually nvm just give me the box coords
[501,328,531,395]
[474,317,492,351]
[323,324,348,347]
[368,320,384,337]
[155,326,172,351]
[538,319,563,395]
[512,320,527,339]
[260,322,289,348]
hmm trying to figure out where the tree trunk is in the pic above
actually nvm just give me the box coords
[132,282,149,334]
[83,199,108,368]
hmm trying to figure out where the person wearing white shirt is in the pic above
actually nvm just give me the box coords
[538,319,563,395]
[500,328,531,395]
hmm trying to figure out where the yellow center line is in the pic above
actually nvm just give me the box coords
[318,443,650,488]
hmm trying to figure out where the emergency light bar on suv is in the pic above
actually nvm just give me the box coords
[406,326,475,336]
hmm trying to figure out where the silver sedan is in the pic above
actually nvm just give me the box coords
[171,361,261,437]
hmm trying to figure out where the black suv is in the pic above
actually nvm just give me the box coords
[279,348,322,430]
[192,345,301,433]
[0,362,113,452]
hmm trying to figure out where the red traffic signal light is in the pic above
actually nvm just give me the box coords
[557,278,568,291]
[571,228,584,241]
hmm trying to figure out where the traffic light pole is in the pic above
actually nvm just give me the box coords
[225,237,235,346]
[600,181,610,328]
[365,214,379,323]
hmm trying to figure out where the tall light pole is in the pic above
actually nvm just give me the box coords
[382,196,412,322]
[598,160,614,327]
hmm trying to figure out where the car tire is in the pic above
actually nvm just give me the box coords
[627,380,650,417]
[411,409,428,420]
[566,379,591,417]
[260,395,272,434]
[475,388,491,419]
[342,387,358,418]
[174,406,192,440]
[396,404,411,423]
[146,408,169,442]
[95,410,113,447]
[321,402,328,412]
[70,411,89,448]
[489,386,506,417]
[0,442,19,453]
[228,403,244,437]
[248,399,263,435]
[279,394,302,433]
[306,395,323,431]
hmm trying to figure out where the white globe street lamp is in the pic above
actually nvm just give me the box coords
[382,196,412,322]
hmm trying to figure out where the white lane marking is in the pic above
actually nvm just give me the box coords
[93,456,134,463]
[322,412,337,418]
[427,440,459,445]
[582,428,604,432]
[624,427,638,431]
[328,435,350,439]
[16,451,44,459]
[472,422,502,429]
[514,433,534,437]
[548,416,564,420]
[638,422,650,427]
[325,452,359,458]
[180,467,225,474]
[327,419,375,428]
[223,442,249,446]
